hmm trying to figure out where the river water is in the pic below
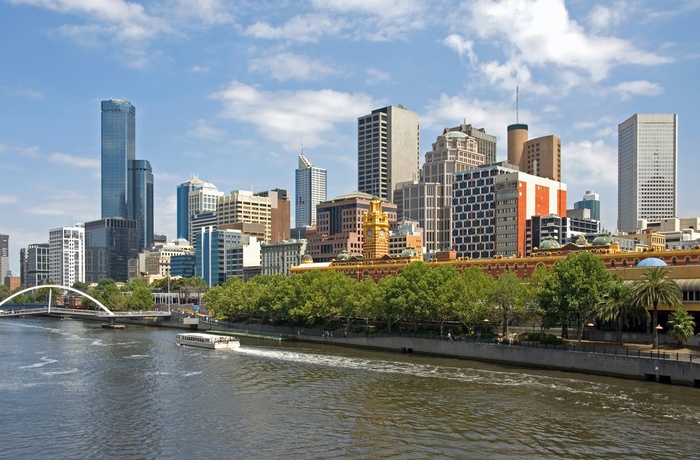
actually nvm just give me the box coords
[1,317,698,459]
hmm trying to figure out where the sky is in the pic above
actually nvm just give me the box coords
[1,0,699,273]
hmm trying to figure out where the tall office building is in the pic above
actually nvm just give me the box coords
[358,105,420,203]
[48,226,85,286]
[295,153,327,228]
[574,190,601,222]
[618,114,678,232]
[507,124,561,181]
[256,188,291,243]
[443,123,497,165]
[129,159,154,249]
[398,128,485,252]
[100,98,154,249]
[217,190,272,243]
[84,218,139,283]
[177,177,204,239]
[0,233,8,277]
[20,243,50,288]
[187,181,223,244]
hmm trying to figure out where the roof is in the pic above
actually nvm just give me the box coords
[637,257,668,267]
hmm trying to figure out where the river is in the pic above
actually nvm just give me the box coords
[1,316,698,459]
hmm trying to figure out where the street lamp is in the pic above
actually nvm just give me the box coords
[483,318,490,335]
[586,322,595,341]
[655,324,664,350]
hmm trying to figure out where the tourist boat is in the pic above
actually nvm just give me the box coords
[176,332,240,350]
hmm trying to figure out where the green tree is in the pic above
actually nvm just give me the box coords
[0,284,10,301]
[540,252,613,342]
[595,277,649,344]
[376,275,409,333]
[522,265,553,333]
[454,267,494,333]
[666,308,696,347]
[125,281,154,310]
[399,262,436,331]
[491,272,525,336]
[630,267,682,346]
[433,265,462,336]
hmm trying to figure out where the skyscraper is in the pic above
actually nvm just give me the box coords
[48,226,85,286]
[398,128,485,252]
[101,99,135,219]
[443,123,497,165]
[100,98,154,249]
[0,233,8,277]
[129,159,154,249]
[295,153,327,228]
[574,191,601,222]
[618,114,678,232]
[256,188,291,243]
[358,105,420,203]
[507,124,561,181]
[84,218,139,283]
[177,177,203,239]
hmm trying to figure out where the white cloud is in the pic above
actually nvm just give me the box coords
[165,0,234,26]
[186,119,225,140]
[587,3,626,32]
[365,68,390,85]
[191,65,210,73]
[0,195,18,204]
[464,0,671,83]
[244,14,341,43]
[443,34,476,64]
[561,139,617,190]
[11,0,172,42]
[248,52,340,81]
[612,80,664,99]
[210,80,378,150]
[49,152,100,168]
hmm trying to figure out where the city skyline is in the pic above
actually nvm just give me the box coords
[1,0,699,272]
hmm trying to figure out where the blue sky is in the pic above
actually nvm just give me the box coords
[1,0,699,273]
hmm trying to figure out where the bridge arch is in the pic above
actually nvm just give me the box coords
[0,285,115,316]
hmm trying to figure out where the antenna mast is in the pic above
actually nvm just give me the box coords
[516,86,519,124]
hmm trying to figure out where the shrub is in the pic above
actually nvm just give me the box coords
[539,334,563,345]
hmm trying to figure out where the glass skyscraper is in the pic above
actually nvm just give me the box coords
[101,99,135,219]
[101,99,153,249]
[295,153,327,228]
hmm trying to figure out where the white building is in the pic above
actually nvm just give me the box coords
[49,225,85,286]
[261,239,308,276]
[618,114,678,232]
[187,181,224,244]
[144,238,193,277]
[295,153,327,228]
[358,105,420,203]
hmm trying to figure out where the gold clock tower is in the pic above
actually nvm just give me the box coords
[362,198,390,259]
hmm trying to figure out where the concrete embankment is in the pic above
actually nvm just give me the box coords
[296,334,700,387]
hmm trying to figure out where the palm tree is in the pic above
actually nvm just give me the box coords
[630,267,682,347]
[666,308,696,347]
[595,279,650,344]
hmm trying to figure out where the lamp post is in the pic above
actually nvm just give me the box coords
[655,324,663,350]
[586,322,595,341]
[483,318,490,335]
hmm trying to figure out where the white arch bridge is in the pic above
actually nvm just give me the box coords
[0,285,171,323]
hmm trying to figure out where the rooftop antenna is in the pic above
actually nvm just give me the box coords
[516,86,519,124]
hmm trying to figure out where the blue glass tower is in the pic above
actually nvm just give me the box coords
[101,99,135,219]
[176,177,203,240]
[129,159,154,249]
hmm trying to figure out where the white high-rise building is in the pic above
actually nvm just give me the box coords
[618,114,678,232]
[49,226,85,286]
[295,153,327,228]
[187,181,224,244]
[358,105,420,203]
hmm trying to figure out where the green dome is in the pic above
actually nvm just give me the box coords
[444,131,469,140]
[539,236,561,250]
[592,234,613,246]
[401,247,419,258]
[336,250,350,261]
